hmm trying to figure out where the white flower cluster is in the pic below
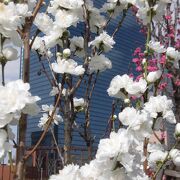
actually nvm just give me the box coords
[50,91,177,179]
[0,80,40,160]
[89,31,115,52]
[0,1,35,45]
[119,107,152,141]
[52,55,85,76]
[50,129,149,180]
[102,0,170,26]
[148,41,180,69]
[0,80,40,128]
[89,54,112,74]
[32,0,85,56]
[38,104,63,129]
[135,0,170,25]
[107,74,147,99]
[170,149,180,166]
[144,95,176,124]
[70,36,85,58]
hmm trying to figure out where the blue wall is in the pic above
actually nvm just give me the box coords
[26,1,145,149]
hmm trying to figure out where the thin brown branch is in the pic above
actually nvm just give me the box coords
[112,9,128,38]
[24,77,65,160]
[50,127,64,167]
[31,0,44,22]
[30,29,40,49]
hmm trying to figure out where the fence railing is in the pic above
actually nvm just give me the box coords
[0,146,96,180]
[25,145,96,179]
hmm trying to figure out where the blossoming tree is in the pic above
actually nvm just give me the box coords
[0,0,180,180]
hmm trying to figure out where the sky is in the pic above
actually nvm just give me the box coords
[0,59,20,82]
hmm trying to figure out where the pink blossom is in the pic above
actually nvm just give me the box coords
[138,53,144,58]
[159,83,167,90]
[165,15,172,20]
[136,66,142,72]
[132,58,141,64]
[136,74,143,81]
[168,33,175,39]
[147,66,158,72]
[129,73,134,78]
[149,59,157,65]
[166,73,173,79]
[133,47,141,56]
[175,80,180,86]
[159,55,166,65]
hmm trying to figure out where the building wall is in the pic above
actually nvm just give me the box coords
[25,1,145,149]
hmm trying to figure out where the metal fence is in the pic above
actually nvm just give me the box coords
[25,146,96,179]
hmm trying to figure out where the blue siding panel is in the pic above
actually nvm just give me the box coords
[26,1,145,149]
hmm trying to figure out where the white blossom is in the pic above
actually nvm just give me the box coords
[48,0,83,14]
[89,31,115,52]
[96,129,130,160]
[108,75,147,99]
[148,41,166,53]
[34,13,53,35]
[49,87,59,96]
[144,95,176,124]
[16,3,29,16]
[2,46,18,61]
[54,10,79,28]
[89,54,112,73]
[0,80,40,128]
[107,74,133,99]
[73,97,85,108]
[147,70,162,83]
[126,78,147,97]
[166,47,180,61]
[70,36,84,57]
[170,149,180,166]
[148,150,168,169]
[49,164,80,180]
[174,123,180,138]
[38,104,63,129]
[88,6,106,33]
[166,47,180,68]
[119,107,153,140]
[0,2,21,35]
[52,56,85,76]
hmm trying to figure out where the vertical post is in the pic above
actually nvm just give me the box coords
[16,19,31,180]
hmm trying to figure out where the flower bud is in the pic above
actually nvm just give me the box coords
[63,48,71,58]
[113,115,117,120]
[142,58,146,65]
[56,52,61,57]
[124,98,130,104]
[175,123,180,138]
[3,0,10,5]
